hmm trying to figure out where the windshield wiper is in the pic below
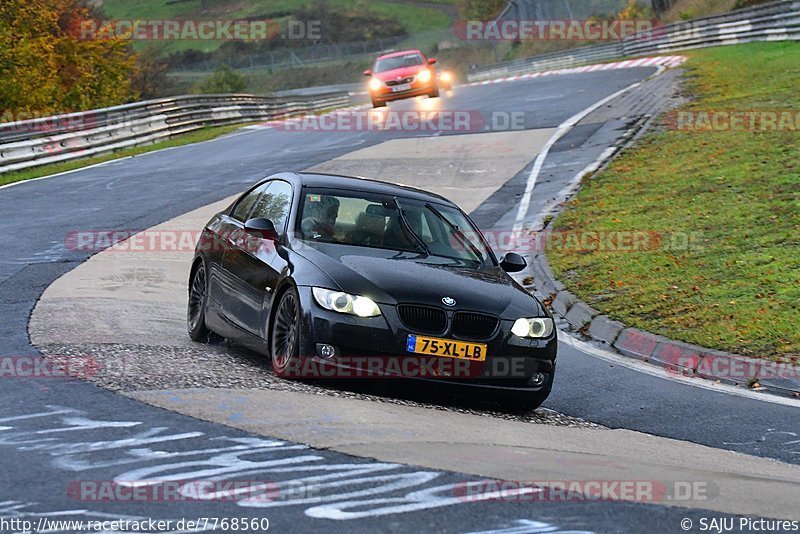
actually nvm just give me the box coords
[393,197,430,256]
[424,203,484,262]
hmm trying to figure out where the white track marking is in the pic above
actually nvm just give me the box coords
[512,80,643,236]
[559,333,800,408]
[0,158,131,192]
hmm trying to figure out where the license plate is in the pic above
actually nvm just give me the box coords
[391,83,412,93]
[406,335,487,362]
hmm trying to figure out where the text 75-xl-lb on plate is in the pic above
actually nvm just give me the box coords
[406,335,487,362]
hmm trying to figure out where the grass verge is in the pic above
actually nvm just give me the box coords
[0,123,250,188]
[547,41,800,361]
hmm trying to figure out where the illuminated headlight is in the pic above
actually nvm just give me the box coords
[511,317,554,338]
[440,71,452,82]
[416,69,432,83]
[369,78,383,92]
[312,287,381,317]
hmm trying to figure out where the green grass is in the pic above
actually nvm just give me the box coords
[102,0,453,55]
[0,123,249,187]
[547,41,800,361]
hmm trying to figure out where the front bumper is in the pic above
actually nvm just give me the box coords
[371,79,437,103]
[295,287,556,391]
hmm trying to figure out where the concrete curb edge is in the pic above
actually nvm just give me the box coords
[528,243,800,399]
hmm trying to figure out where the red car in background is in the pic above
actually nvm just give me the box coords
[364,49,440,108]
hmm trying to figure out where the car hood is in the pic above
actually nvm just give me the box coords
[293,243,545,319]
[373,65,426,82]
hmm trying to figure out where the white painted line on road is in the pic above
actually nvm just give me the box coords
[512,80,643,235]
[469,56,687,89]
[559,333,800,408]
[524,146,619,234]
[523,65,670,231]
[0,157,133,192]
[0,123,272,192]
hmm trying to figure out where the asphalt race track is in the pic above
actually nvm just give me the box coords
[2,67,799,533]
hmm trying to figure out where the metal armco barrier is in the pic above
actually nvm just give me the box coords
[468,0,800,81]
[0,92,350,175]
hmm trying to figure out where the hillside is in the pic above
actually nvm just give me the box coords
[101,0,456,55]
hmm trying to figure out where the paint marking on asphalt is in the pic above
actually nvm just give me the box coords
[469,56,686,88]
[511,80,642,235]
[559,333,800,408]
[0,126,267,193]
[0,157,133,192]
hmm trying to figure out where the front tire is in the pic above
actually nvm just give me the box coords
[429,85,440,98]
[497,368,555,413]
[271,288,302,378]
[498,389,550,413]
[372,99,385,108]
[187,260,212,341]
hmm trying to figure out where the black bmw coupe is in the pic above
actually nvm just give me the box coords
[188,172,557,410]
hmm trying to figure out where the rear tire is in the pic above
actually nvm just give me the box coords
[271,288,302,378]
[187,260,213,342]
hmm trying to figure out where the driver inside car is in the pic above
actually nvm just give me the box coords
[301,195,340,241]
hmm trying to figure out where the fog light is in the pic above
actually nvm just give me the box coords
[317,343,336,359]
[529,372,546,387]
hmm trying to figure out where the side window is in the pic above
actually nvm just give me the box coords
[231,183,269,222]
[250,181,293,234]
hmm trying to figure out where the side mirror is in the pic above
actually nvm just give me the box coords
[500,252,527,273]
[244,218,279,241]
[363,69,373,76]
[427,57,437,65]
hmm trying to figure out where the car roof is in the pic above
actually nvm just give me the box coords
[376,49,424,61]
[292,172,453,205]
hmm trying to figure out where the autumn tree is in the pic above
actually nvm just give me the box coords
[0,0,138,116]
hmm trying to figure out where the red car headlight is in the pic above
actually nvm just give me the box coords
[369,78,383,92]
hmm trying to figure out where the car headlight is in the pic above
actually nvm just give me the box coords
[440,71,452,82]
[312,287,381,317]
[416,69,432,83]
[369,78,383,92]
[511,317,554,338]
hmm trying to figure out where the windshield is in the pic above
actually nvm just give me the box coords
[296,189,494,267]
[374,53,424,73]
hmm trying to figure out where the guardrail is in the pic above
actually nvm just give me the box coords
[468,0,800,81]
[0,92,351,175]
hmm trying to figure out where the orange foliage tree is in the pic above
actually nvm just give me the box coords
[0,0,138,117]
